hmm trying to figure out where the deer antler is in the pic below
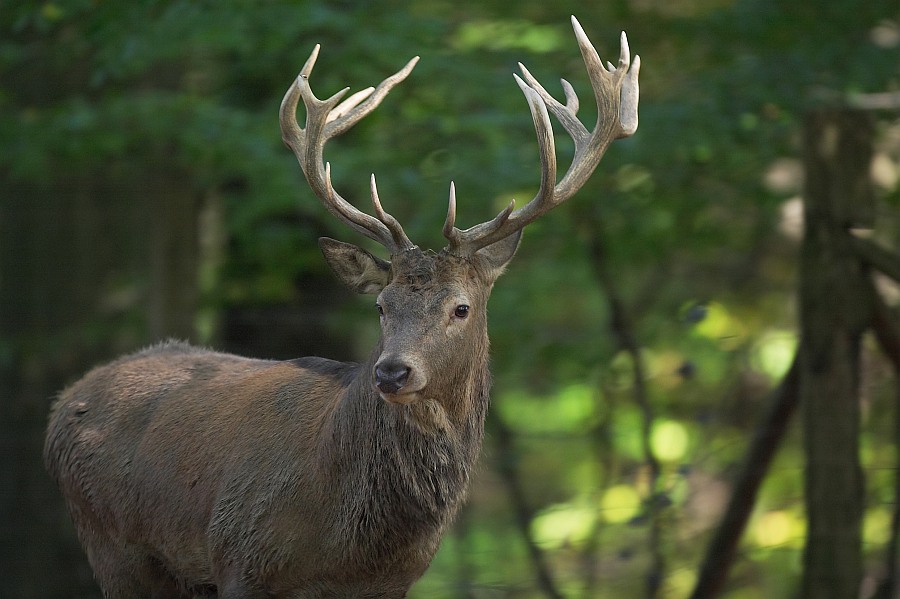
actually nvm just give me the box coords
[280,45,420,254]
[443,16,640,256]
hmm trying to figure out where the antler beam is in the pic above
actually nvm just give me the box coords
[280,45,420,254]
[443,16,640,256]
[281,17,639,259]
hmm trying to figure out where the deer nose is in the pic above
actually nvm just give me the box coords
[374,361,411,394]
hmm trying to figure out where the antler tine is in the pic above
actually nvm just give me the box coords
[441,79,554,253]
[444,17,640,256]
[443,181,516,248]
[442,182,459,244]
[517,62,588,144]
[280,46,419,254]
[370,174,415,250]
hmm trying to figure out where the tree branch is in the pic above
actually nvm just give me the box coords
[581,380,619,596]
[583,229,664,599]
[489,411,566,599]
[868,277,900,599]
[847,91,900,111]
[689,354,801,599]
[850,236,900,284]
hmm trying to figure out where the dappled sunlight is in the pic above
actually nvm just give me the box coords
[691,301,748,351]
[531,501,597,549]
[599,485,643,524]
[651,419,691,462]
[752,510,804,549]
[752,330,797,381]
[864,507,892,546]
[451,19,567,53]
[496,383,598,434]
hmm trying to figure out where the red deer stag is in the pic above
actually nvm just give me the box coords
[45,16,639,598]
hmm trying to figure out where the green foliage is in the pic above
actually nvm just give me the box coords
[3,0,899,596]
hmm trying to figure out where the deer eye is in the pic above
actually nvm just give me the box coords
[453,305,470,319]
[376,303,384,317]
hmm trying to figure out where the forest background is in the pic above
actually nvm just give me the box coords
[2,0,900,597]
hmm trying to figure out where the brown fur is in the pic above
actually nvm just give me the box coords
[45,242,518,598]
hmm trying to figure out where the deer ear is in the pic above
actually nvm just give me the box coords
[319,238,392,295]
[475,229,522,280]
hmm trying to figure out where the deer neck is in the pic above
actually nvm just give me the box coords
[323,341,491,550]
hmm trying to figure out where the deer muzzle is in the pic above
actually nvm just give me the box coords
[374,360,412,396]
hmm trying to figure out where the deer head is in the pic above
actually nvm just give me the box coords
[280,16,640,408]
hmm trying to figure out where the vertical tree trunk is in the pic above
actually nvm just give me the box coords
[799,109,873,599]
[148,178,201,341]
[0,182,115,598]
[0,170,203,597]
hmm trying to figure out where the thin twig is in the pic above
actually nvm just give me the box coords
[581,380,619,597]
[583,229,664,599]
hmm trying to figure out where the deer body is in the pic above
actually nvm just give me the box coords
[45,17,639,598]
[46,248,505,597]
[47,346,471,596]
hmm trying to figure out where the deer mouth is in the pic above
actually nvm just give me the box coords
[378,388,422,405]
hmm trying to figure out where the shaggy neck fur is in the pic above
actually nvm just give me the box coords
[324,336,491,570]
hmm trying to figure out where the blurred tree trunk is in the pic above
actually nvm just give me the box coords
[0,169,203,597]
[1,181,121,598]
[148,179,202,341]
[799,109,873,599]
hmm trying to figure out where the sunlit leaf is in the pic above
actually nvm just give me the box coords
[599,485,642,524]
[752,510,804,548]
[752,331,797,380]
[651,420,691,462]
[531,501,596,549]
